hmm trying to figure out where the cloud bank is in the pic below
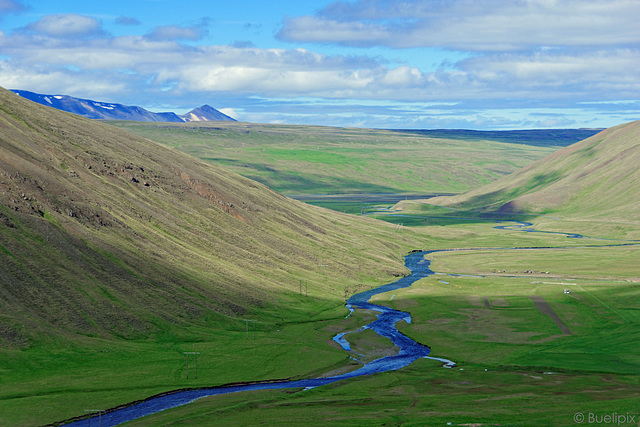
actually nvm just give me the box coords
[278,0,640,50]
[0,0,638,129]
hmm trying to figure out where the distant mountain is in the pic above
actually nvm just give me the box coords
[429,121,640,221]
[10,89,236,122]
[182,104,236,122]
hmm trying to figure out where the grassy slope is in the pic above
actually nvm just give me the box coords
[0,87,430,425]
[428,121,640,221]
[110,121,557,195]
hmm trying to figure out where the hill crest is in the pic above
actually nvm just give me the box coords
[0,86,403,346]
[429,120,640,221]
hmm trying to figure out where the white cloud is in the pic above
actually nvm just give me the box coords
[24,14,104,38]
[459,49,640,97]
[0,62,129,97]
[1,8,637,130]
[2,23,638,105]
[278,16,391,47]
[234,104,591,130]
[217,107,239,120]
[278,0,640,51]
[379,66,425,87]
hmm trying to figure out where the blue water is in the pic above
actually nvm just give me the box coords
[493,221,585,238]
[65,251,453,426]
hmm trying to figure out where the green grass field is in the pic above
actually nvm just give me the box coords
[119,360,639,427]
[0,296,379,426]
[110,121,559,195]
[109,221,640,426]
[3,216,639,426]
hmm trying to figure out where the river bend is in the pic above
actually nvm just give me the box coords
[64,250,453,426]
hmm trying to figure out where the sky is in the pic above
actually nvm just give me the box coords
[0,0,638,130]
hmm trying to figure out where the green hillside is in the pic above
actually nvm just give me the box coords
[0,87,425,425]
[425,121,640,221]
[1,87,424,340]
[110,120,559,195]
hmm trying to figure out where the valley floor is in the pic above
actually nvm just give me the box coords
[12,205,638,427]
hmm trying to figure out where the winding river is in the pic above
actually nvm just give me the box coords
[63,250,454,427]
[63,220,639,426]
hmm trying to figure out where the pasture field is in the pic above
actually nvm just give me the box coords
[0,299,385,426]
[3,98,634,426]
[120,360,639,426]
[126,275,640,426]
[64,219,640,427]
[110,121,560,196]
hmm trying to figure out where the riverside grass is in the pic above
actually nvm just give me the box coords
[6,198,640,424]
[0,303,363,426]
[115,221,640,426]
[119,362,640,427]
[110,120,558,196]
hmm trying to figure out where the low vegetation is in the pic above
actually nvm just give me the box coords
[2,87,639,426]
[118,115,640,424]
[427,121,640,223]
[0,88,424,425]
[116,221,640,426]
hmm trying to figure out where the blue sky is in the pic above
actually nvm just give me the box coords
[1,0,638,129]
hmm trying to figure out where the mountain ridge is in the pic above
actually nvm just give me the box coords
[10,89,236,123]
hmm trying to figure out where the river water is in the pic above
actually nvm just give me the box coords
[64,251,454,426]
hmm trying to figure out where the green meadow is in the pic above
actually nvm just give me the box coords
[110,121,559,195]
[114,219,640,426]
[3,207,639,426]
[0,293,385,425]
[0,203,630,426]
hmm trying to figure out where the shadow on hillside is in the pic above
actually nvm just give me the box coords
[441,170,564,217]
[378,211,540,227]
[205,157,404,194]
[378,197,541,227]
